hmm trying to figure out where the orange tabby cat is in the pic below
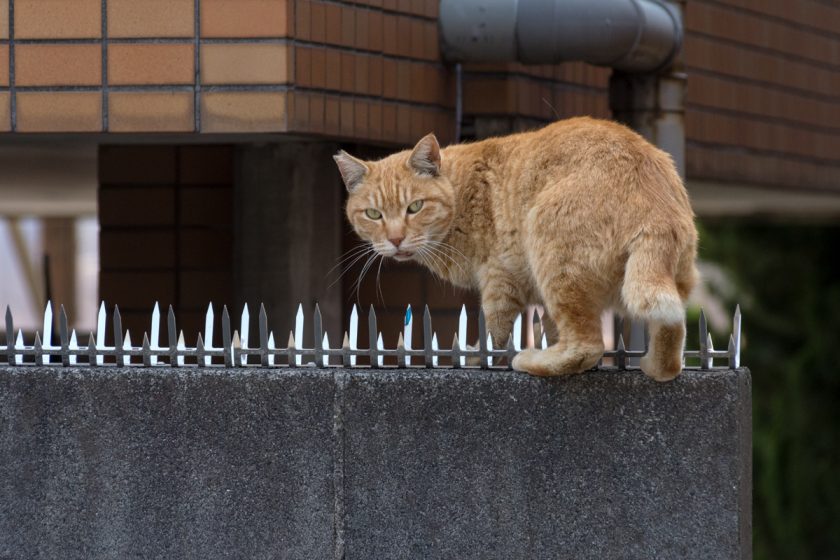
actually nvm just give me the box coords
[334,117,698,381]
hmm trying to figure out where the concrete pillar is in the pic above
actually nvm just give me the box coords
[234,142,344,345]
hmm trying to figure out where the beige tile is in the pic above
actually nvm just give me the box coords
[0,92,9,132]
[16,44,102,86]
[200,92,286,133]
[0,0,8,40]
[108,0,194,38]
[15,0,101,39]
[201,0,289,38]
[16,92,102,132]
[109,44,194,85]
[201,44,288,84]
[0,45,8,86]
[109,92,194,132]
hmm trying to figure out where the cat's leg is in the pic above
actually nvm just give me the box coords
[511,284,605,377]
[480,272,527,349]
[640,321,685,382]
[624,236,694,381]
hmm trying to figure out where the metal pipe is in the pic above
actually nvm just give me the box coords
[439,0,682,73]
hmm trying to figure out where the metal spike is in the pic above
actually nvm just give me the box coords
[423,305,433,368]
[616,334,627,370]
[167,305,177,366]
[87,332,96,367]
[288,331,297,368]
[699,308,709,369]
[403,304,413,366]
[506,334,516,370]
[196,332,205,367]
[349,305,359,366]
[222,305,233,368]
[314,303,324,368]
[69,330,78,366]
[114,306,124,367]
[123,330,133,367]
[295,304,304,366]
[322,332,331,367]
[240,304,250,363]
[342,331,351,368]
[267,332,276,367]
[512,313,522,351]
[368,306,378,367]
[5,306,14,365]
[176,331,185,367]
[728,334,737,369]
[431,332,439,368]
[397,332,406,369]
[485,333,494,368]
[540,332,547,350]
[204,303,214,366]
[96,302,106,365]
[233,330,242,367]
[452,333,462,368]
[377,332,384,367]
[704,332,714,369]
[34,331,44,366]
[259,303,269,367]
[478,308,488,355]
[40,303,53,365]
[42,301,53,352]
[150,302,160,366]
[59,305,69,366]
[142,333,152,367]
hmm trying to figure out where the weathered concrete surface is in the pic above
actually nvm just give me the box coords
[342,369,751,560]
[0,368,337,560]
[0,367,751,559]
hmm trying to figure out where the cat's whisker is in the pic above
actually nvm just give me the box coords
[327,247,376,290]
[375,254,386,305]
[422,242,468,278]
[325,243,374,277]
[353,252,380,303]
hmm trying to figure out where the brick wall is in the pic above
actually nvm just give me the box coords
[683,0,840,191]
[290,0,455,145]
[99,145,234,339]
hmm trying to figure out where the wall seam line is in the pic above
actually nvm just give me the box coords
[333,370,348,560]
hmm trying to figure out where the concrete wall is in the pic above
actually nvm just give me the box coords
[0,367,751,559]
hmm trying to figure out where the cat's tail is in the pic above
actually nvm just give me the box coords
[621,234,695,324]
[622,231,698,381]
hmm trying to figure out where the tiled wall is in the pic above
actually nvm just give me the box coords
[0,0,454,142]
[0,0,292,134]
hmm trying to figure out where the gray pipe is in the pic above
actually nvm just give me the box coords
[439,0,682,73]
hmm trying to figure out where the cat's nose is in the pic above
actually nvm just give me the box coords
[389,237,405,248]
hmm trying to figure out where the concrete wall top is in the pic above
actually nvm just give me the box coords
[0,366,751,559]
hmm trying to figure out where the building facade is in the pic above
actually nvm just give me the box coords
[1,0,839,342]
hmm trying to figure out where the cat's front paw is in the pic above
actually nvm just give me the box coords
[512,346,601,377]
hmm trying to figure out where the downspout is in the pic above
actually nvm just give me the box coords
[439,0,682,73]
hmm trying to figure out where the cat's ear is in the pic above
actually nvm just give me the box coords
[408,133,441,176]
[333,150,369,192]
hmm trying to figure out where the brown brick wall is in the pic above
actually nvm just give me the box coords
[288,0,454,145]
[684,0,840,191]
[98,145,235,339]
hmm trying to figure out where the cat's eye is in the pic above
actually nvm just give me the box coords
[365,208,382,220]
[407,200,424,214]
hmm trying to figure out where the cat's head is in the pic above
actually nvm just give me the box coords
[334,133,455,262]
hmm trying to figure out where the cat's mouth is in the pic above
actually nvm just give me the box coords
[392,251,415,261]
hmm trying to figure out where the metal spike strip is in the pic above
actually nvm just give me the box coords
[0,302,744,371]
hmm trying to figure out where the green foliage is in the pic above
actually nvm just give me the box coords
[699,222,840,560]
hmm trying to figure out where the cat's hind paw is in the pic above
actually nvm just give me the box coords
[512,346,602,377]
